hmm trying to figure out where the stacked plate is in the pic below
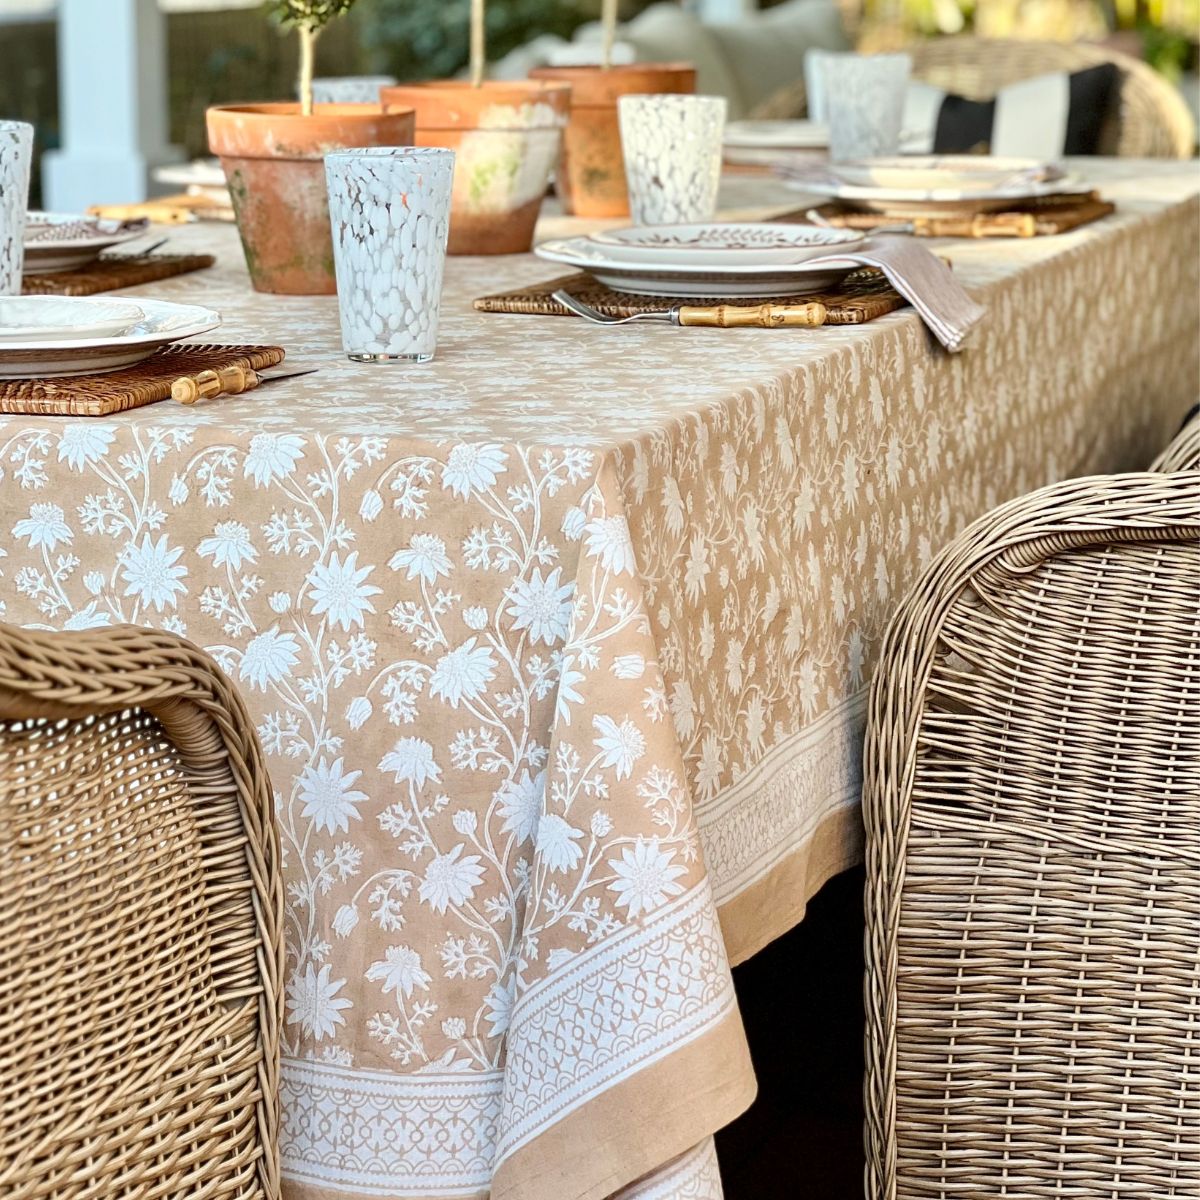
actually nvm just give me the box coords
[723,120,927,166]
[534,222,864,297]
[788,156,1085,216]
[0,296,221,378]
[23,212,152,274]
[723,120,829,166]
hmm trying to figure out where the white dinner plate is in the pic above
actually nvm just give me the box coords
[0,297,146,343]
[723,121,928,164]
[791,156,1085,214]
[23,212,152,274]
[153,159,227,190]
[535,236,857,298]
[724,119,830,151]
[0,298,221,378]
[587,222,863,267]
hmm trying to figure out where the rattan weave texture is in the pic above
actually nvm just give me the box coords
[475,269,906,323]
[1152,412,1200,471]
[0,623,283,1199]
[0,343,285,416]
[863,471,1200,1199]
[21,253,215,297]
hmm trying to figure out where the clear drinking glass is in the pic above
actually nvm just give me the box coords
[311,76,397,105]
[819,53,912,161]
[618,94,727,225]
[0,121,33,296]
[325,147,455,364]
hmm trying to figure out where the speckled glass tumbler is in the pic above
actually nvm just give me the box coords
[325,147,455,364]
[0,121,33,296]
[820,53,911,162]
[618,94,726,226]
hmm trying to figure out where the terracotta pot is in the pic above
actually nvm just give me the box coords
[528,63,695,218]
[206,103,416,294]
[380,80,570,255]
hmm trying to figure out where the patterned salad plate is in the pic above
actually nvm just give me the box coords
[535,235,858,297]
[587,223,863,267]
[0,297,220,378]
[22,212,151,274]
[795,156,1085,214]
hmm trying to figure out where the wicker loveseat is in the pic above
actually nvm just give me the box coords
[863,462,1200,1197]
[0,623,283,1199]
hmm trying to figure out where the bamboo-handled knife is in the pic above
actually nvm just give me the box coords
[552,290,826,328]
[171,363,317,404]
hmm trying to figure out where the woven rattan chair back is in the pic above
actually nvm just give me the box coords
[1152,411,1200,471]
[0,624,283,1200]
[752,38,1196,157]
[909,37,1196,158]
[863,473,1200,1199]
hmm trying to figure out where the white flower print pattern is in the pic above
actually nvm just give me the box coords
[13,503,71,551]
[120,534,187,612]
[608,838,689,919]
[419,845,485,913]
[1,178,1189,1200]
[286,963,353,1041]
[299,757,367,834]
[306,551,381,631]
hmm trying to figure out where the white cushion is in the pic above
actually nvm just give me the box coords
[711,0,851,117]
[488,33,571,81]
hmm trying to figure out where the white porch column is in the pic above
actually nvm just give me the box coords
[43,0,183,210]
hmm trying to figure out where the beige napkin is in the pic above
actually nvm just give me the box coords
[810,236,985,351]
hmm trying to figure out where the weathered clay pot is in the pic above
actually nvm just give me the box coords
[528,63,695,218]
[380,80,570,255]
[206,103,415,294]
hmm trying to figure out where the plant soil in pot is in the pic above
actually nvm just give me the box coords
[528,63,695,218]
[380,80,570,255]
[207,103,415,294]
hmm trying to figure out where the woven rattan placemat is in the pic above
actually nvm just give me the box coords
[0,343,285,417]
[782,192,1114,237]
[22,253,216,297]
[475,268,905,324]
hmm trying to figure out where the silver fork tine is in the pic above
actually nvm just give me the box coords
[551,290,665,325]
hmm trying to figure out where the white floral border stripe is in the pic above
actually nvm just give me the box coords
[495,881,735,1161]
[700,691,866,905]
[620,1138,723,1200]
[281,1059,501,1196]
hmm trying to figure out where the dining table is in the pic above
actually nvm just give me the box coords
[2,157,1197,1200]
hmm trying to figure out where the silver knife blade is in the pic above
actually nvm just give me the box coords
[254,366,319,387]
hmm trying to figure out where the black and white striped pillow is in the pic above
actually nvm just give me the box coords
[903,64,1120,157]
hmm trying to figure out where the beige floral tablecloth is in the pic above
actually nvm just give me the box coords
[1,161,1196,1200]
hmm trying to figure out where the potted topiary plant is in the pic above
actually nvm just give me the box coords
[529,1,695,219]
[380,0,570,255]
[206,0,415,294]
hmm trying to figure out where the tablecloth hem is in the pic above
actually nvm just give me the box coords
[720,800,865,967]
[489,1005,756,1200]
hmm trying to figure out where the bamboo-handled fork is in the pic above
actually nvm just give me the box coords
[552,290,827,328]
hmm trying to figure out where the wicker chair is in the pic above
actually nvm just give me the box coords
[863,471,1200,1199]
[909,37,1195,158]
[1151,410,1200,471]
[752,38,1195,158]
[0,623,283,1199]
